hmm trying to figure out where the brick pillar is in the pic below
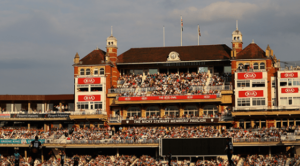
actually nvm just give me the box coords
[160,106,165,117]
[141,105,146,118]
[199,105,203,116]
[179,105,184,117]
[123,109,127,119]
[59,102,62,112]
[251,120,255,128]
[28,102,31,113]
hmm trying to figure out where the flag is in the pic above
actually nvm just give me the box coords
[181,17,183,31]
[198,25,201,36]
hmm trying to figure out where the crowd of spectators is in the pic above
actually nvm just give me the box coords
[117,72,225,97]
[0,127,50,139]
[126,113,222,121]
[241,154,288,166]
[0,126,295,143]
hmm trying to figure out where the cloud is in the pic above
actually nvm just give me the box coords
[0,0,300,94]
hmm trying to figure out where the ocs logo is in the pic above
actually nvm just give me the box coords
[187,96,193,99]
[243,73,256,79]
[141,97,147,100]
[84,95,95,101]
[284,73,294,78]
[83,78,95,84]
[204,95,210,99]
[285,88,295,93]
[245,91,257,97]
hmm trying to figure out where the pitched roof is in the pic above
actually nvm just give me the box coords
[117,45,231,63]
[79,49,107,65]
[236,43,266,59]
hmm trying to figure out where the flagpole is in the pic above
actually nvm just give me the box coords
[198,25,199,45]
[163,26,165,47]
[181,16,182,46]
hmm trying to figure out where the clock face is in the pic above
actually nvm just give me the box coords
[171,53,176,59]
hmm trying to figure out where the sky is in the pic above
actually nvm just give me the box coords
[1,0,300,94]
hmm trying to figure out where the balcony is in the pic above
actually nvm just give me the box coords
[108,85,232,94]
[235,69,266,73]
[232,106,300,117]
[108,115,233,125]
[0,110,107,121]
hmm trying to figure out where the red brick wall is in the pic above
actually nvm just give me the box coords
[74,66,78,77]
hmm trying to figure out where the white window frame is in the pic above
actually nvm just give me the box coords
[203,105,218,116]
[80,69,85,75]
[280,97,288,106]
[253,63,259,70]
[237,80,250,88]
[260,62,265,69]
[77,102,88,110]
[90,84,103,92]
[252,80,265,87]
[252,98,266,106]
[146,106,160,116]
[77,85,89,92]
[94,69,98,75]
[237,98,250,107]
[100,68,105,75]
[86,69,91,75]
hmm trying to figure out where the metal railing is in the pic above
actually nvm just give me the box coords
[235,69,266,73]
[109,85,232,94]
[66,139,160,144]
[233,106,300,112]
[108,115,232,123]
[233,137,279,142]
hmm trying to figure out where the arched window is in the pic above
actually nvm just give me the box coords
[146,106,160,117]
[165,105,179,117]
[86,69,90,75]
[203,105,218,116]
[94,69,98,75]
[237,37,239,40]
[234,37,236,40]
[127,106,141,118]
[260,62,265,69]
[184,105,198,116]
[80,69,85,75]
[100,68,104,75]
[108,42,110,45]
[253,63,259,70]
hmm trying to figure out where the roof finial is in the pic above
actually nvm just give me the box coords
[251,39,255,44]
[96,46,99,50]
[236,20,238,30]
[111,26,113,36]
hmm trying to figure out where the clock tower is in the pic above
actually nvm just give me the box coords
[232,20,243,54]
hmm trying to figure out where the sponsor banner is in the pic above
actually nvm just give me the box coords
[78,95,101,101]
[121,118,219,125]
[239,90,264,98]
[0,139,45,144]
[281,88,299,93]
[281,72,298,78]
[10,113,70,118]
[0,114,10,118]
[237,72,263,79]
[118,95,217,101]
[78,77,101,84]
